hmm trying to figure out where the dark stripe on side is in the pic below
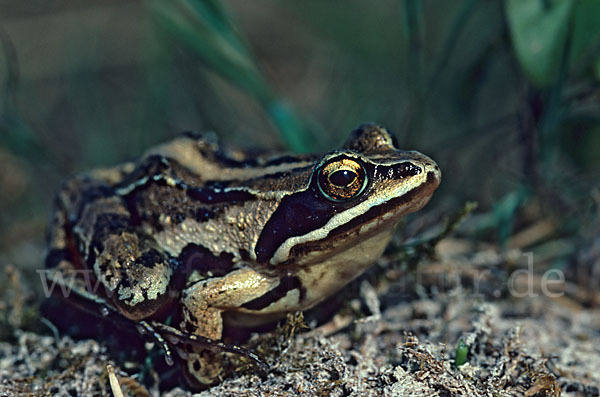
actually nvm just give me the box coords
[186,187,255,204]
[254,190,339,263]
[174,243,235,289]
[242,276,302,310]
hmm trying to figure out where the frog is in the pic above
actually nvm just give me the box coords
[44,123,441,387]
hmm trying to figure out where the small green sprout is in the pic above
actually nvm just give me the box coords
[455,339,468,367]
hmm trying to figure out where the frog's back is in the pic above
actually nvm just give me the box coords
[145,132,319,185]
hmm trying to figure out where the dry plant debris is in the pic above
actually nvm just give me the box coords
[1,237,598,396]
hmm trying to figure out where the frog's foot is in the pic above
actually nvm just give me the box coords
[146,321,268,387]
[148,321,269,371]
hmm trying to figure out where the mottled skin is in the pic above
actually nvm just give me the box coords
[45,123,441,386]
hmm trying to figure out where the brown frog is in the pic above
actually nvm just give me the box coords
[44,123,441,386]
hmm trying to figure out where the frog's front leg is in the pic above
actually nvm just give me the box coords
[180,267,280,385]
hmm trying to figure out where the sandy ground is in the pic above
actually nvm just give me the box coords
[0,237,599,396]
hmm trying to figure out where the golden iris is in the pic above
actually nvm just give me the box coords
[317,158,367,201]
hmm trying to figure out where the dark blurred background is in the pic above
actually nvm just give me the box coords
[0,0,599,320]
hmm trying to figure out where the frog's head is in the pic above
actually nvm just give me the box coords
[254,123,441,270]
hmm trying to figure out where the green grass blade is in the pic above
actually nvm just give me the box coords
[147,0,314,152]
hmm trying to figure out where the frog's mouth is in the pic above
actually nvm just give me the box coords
[277,170,441,268]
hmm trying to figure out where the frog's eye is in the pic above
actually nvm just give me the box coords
[317,157,367,201]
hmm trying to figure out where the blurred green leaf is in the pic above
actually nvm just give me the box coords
[147,0,314,152]
[506,0,574,87]
[596,56,600,80]
[402,0,424,41]
[494,187,530,248]
[569,0,600,72]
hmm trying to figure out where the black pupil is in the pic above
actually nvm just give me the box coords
[329,170,356,186]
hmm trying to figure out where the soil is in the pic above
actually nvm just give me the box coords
[1,232,598,396]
